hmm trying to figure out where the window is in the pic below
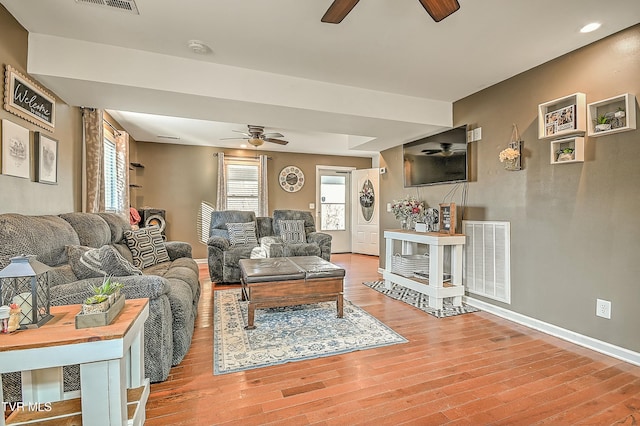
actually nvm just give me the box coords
[225,158,259,213]
[103,135,119,212]
[197,201,215,244]
[103,125,126,213]
[320,174,346,231]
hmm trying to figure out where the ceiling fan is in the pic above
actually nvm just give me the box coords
[322,0,460,24]
[221,125,289,147]
[422,142,465,157]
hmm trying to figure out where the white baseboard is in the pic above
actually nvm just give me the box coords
[464,296,640,367]
[195,258,207,264]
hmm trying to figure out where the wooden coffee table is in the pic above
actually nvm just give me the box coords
[239,256,345,329]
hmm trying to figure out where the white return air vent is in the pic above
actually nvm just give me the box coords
[462,220,511,304]
[75,0,139,14]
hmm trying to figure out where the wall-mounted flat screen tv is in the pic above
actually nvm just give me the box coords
[403,125,468,187]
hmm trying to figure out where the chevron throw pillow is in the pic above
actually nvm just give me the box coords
[124,226,170,269]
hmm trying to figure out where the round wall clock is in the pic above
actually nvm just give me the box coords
[279,166,304,192]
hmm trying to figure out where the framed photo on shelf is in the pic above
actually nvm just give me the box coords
[4,65,56,132]
[1,119,30,179]
[35,132,58,184]
[438,203,456,235]
[544,104,575,137]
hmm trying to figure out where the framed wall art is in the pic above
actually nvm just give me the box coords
[1,119,30,179]
[35,132,58,184]
[4,65,55,132]
[438,202,457,235]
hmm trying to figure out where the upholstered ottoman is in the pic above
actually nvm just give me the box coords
[238,256,345,329]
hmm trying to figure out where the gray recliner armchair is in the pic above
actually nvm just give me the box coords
[207,210,332,283]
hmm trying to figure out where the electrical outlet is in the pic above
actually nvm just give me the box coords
[596,299,611,319]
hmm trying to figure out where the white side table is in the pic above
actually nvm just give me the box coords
[0,299,150,426]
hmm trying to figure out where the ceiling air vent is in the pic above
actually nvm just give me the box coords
[75,0,139,15]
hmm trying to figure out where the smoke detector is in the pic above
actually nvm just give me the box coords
[188,40,212,55]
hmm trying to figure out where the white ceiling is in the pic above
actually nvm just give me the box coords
[2,0,639,157]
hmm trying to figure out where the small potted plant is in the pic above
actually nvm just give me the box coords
[557,147,575,162]
[594,114,612,132]
[82,294,110,314]
[99,276,124,304]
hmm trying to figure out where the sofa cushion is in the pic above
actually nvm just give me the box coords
[0,214,80,269]
[96,212,131,244]
[60,213,112,248]
[226,222,258,247]
[278,219,306,243]
[124,227,170,269]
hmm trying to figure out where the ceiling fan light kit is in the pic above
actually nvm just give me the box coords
[321,0,460,24]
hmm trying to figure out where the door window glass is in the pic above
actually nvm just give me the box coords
[320,175,346,231]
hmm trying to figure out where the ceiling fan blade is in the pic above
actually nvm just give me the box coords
[220,137,249,140]
[421,149,441,155]
[262,132,284,138]
[264,138,289,145]
[321,0,360,24]
[417,0,460,22]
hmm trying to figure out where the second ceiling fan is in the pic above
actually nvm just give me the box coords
[322,0,460,24]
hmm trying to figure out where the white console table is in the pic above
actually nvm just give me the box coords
[383,229,466,310]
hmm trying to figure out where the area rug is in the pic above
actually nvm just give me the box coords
[213,289,407,374]
[363,281,479,318]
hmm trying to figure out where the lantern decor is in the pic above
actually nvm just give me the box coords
[0,255,52,329]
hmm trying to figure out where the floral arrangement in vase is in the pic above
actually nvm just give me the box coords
[499,147,520,162]
[391,196,425,228]
[499,147,521,171]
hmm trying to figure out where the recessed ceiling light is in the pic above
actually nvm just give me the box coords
[187,40,212,54]
[240,144,247,148]
[580,22,601,33]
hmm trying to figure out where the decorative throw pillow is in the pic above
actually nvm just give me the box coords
[99,245,142,276]
[67,245,104,279]
[67,244,143,279]
[278,219,306,243]
[123,226,170,269]
[226,222,258,247]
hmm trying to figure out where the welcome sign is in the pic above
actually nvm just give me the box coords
[4,65,55,132]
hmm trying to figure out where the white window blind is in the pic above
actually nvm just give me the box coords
[104,137,118,212]
[226,159,259,214]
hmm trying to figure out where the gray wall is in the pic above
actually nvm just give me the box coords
[380,25,640,352]
[132,142,372,258]
[0,6,82,214]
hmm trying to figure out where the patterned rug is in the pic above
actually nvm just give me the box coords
[213,289,407,375]
[364,281,479,318]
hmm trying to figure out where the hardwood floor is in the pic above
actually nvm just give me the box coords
[146,254,640,425]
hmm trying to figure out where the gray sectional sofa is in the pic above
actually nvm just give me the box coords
[0,212,200,400]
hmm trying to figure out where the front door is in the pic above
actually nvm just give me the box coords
[351,168,379,256]
[316,167,353,253]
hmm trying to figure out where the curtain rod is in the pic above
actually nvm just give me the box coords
[212,153,272,160]
[103,119,122,136]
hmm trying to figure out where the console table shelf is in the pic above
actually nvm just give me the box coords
[383,229,465,310]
